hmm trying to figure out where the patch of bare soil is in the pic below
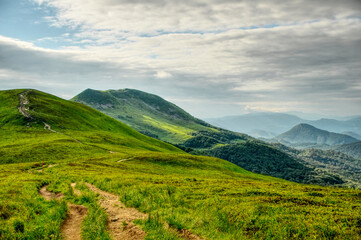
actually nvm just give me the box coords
[39,185,64,200]
[39,185,88,240]
[71,183,82,196]
[61,204,88,240]
[85,183,147,240]
[176,228,205,240]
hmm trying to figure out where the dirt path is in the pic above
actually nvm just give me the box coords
[117,157,134,163]
[39,185,87,240]
[85,183,147,240]
[39,185,64,200]
[18,90,33,119]
[43,122,57,133]
[71,183,82,196]
[61,204,88,240]
[175,229,205,240]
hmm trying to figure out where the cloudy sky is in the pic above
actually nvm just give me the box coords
[0,0,360,118]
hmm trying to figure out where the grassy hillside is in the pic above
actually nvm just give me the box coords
[72,88,214,143]
[72,88,350,186]
[1,89,361,239]
[0,89,181,164]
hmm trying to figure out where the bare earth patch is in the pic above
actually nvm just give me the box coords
[177,228,205,240]
[62,204,88,240]
[70,183,82,196]
[39,185,88,240]
[85,183,147,240]
[39,185,64,200]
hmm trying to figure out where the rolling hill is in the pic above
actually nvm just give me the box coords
[1,89,361,239]
[72,88,214,143]
[0,89,180,164]
[72,88,347,186]
[274,123,359,147]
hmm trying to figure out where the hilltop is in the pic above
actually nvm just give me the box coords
[72,88,213,143]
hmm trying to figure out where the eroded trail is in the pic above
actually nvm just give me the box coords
[18,90,33,119]
[39,185,87,240]
[39,185,64,200]
[85,183,147,240]
[61,204,88,240]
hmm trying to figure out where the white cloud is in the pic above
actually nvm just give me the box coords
[0,1,360,117]
[154,71,172,79]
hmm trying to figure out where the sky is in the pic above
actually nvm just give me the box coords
[0,0,360,118]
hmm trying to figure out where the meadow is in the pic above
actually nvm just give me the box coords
[1,89,361,239]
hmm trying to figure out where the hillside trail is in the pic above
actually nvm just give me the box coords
[39,185,88,240]
[18,90,33,119]
[85,183,147,240]
[117,157,134,163]
[84,183,204,240]
[17,90,83,144]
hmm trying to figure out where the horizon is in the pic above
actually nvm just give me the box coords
[1,0,361,118]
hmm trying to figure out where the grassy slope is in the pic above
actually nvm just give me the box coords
[72,88,347,186]
[72,88,216,143]
[1,89,361,239]
[0,89,181,164]
[1,154,361,239]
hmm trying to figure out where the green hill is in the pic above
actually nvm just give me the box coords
[72,88,214,143]
[1,89,361,239]
[72,88,346,185]
[0,89,180,164]
[274,123,359,147]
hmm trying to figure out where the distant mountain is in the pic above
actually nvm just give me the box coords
[205,113,361,137]
[342,131,361,140]
[274,124,359,146]
[333,141,361,159]
[309,117,361,135]
[205,112,304,135]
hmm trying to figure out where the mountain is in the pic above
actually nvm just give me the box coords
[333,141,361,159]
[205,112,304,136]
[205,113,361,137]
[342,131,361,140]
[72,88,213,143]
[274,123,359,147]
[309,117,361,135]
[2,89,361,239]
[72,88,345,186]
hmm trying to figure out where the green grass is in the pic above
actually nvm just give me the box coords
[72,88,215,143]
[1,155,361,239]
[1,89,361,239]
